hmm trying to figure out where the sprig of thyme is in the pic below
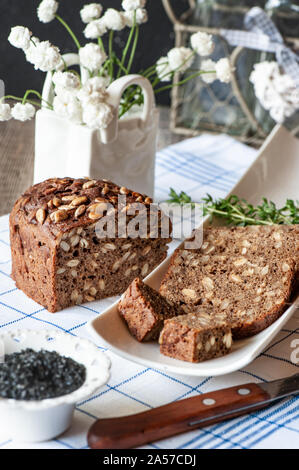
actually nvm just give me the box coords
[167,188,196,209]
[167,189,299,225]
[202,194,299,225]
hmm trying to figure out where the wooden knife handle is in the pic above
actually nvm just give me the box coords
[87,382,270,449]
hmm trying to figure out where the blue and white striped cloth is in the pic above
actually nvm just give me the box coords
[0,133,298,449]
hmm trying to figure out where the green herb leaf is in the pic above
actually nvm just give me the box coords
[167,189,299,225]
[202,194,299,225]
[167,188,196,209]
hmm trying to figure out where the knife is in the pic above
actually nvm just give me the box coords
[87,373,299,449]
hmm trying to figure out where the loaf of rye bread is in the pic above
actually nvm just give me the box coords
[118,277,182,341]
[10,178,171,312]
[159,310,233,363]
[159,225,299,339]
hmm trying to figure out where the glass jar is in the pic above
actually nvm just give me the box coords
[265,0,299,38]
[264,1,299,133]
[177,1,276,144]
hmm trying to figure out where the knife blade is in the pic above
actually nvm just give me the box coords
[259,373,299,402]
[189,373,299,427]
[87,373,299,449]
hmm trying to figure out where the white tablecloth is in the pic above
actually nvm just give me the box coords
[0,134,298,449]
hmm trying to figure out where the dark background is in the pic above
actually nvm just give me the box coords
[0,0,189,105]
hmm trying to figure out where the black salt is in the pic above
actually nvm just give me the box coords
[0,348,86,400]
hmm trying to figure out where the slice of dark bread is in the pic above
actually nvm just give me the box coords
[159,310,232,363]
[160,225,298,339]
[118,278,182,342]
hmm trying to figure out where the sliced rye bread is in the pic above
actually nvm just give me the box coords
[159,309,232,363]
[118,277,182,342]
[159,225,298,339]
[10,178,171,312]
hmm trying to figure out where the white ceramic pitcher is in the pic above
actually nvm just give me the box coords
[34,54,158,197]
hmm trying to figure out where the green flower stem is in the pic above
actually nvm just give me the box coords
[145,64,168,80]
[113,54,129,76]
[143,68,160,80]
[124,84,142,104]
[143,60,169,79]
[119,95,143,118]
[142,63,159,77]
[55,14,81,49]
[61,56,68,71]
[2,95,44,109]
[99,59,111,77]
[21,89,53,108]
[108,30,114,81]
[117,11,136,78]
[154,70,214,94]
[152,51,196,88]
[98,37,104,51]
[151,75,164,89]
[22,89,41,104]
[119,90,139,117]
[127,24,139,73]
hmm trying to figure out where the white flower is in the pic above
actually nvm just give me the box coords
[98,71,111,88]
[24,36,40,64]
[77,77,108,104]
[54,56,66,72]
[167,47,194,72]
[156,56,172,82]
[8,26,32,50]
[53,95,82,124]
[190,31,214,57]
[84,18,107,39]
[30,41,62,72]
[215,58,232,83]
[53,71,81,91]
[0,103,12,121]
[37,0,59,24]
[289,88,299,106]
[54,85,75,100]
[79,43,107,72]
[11,103,36,121]
[200,59,217,84]
[250,61,299,123]
[123,8,148,27]
[122,0,146,11]
[275,73,294,95]
[82,102,114,129]
[25,36,63,71]
[250,63,275,93]
[250,62,274,102]
[269,106,287,123]
[80,3,103,23]
[103,8,126,31]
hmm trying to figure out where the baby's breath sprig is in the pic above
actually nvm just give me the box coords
[3,1,233,126]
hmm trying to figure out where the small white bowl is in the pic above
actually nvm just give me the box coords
[0,329,110,442]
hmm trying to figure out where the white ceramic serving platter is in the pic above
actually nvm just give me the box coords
[87,125,299,377]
